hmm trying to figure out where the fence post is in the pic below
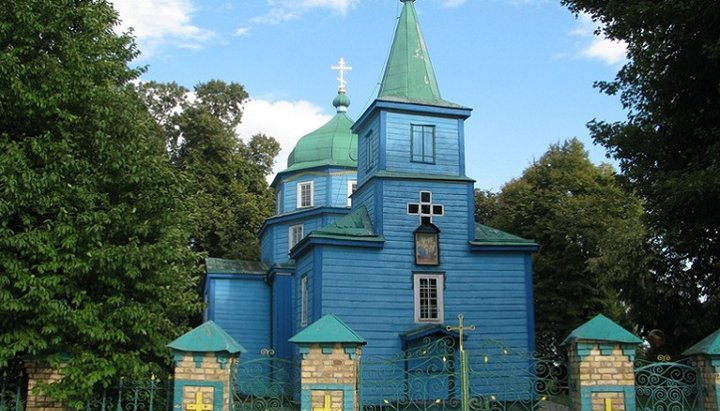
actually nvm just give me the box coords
[289,314,365,411]
[682,328,720,411]
[24,359,70,411]
[167,321,246,411]
[563,314,642,411]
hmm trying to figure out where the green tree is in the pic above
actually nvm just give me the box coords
[0,0,201,403]
[561,0,720,349]
[473,189,498,225]
[137,81,280,260]
[488,139,644,353]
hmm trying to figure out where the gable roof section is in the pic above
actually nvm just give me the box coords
[167,321,247,354]
[289,313,365,344]
[308,205,382,241]
[470,224,538,249]
[205,258,267,275]
[562,314,642,345]
[683,328,720,355]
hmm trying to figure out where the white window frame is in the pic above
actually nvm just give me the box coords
[413,273,444,323]
[297,181,314,208]
[300,275,309,327]
[289,224,303,251]
[347,180,357,207]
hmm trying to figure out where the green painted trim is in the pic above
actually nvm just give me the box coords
[192,353,204,368]
[321,345,334,355]
[576,342,594,362]
[599,344,615,356]
[579,386,635,411]
[622,346,637,362]
[343,347,357,360]
[300,384,355,411]
[373,170,475,182]
[173,381,224,411]
[299,346,310,360]
[216,354,228,370]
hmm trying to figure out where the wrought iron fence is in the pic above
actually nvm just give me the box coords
[231,356,301,411]
[359,336,568,411]
[82,376,174,411]
[0,371,25,411]
[635,359,703,411]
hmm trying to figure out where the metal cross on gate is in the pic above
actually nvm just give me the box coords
[447,314,475,411]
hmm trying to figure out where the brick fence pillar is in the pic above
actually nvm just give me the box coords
[24,361,69,411]
[563,314,642,411]
[290,314,365,411]
[683,328,720,411]
[167,321,246,411]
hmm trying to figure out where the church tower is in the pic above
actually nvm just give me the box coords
[352,0,475,240]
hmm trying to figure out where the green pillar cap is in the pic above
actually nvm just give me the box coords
[562,314,642,345]
[167,321,247,354]
[683,328,720,356]
[289,314,366,345]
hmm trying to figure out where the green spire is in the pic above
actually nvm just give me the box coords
[378,0,455,107]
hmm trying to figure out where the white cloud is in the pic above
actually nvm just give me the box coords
[571,12,627,65]
[236,99,332,180]
[112,0,213,57]
[439,0,466,7]
[252,0,359,25]
[234,27,251,36]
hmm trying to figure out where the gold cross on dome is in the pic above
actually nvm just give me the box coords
[331,58,352,92]
[186,392,212,411]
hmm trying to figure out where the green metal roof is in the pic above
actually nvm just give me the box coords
[562,314,642,345]
[308,206,379,239]
[167,321,247,354]
[205,258,267,275]
[284,91,357,174]
[471,224,537,247]
[289,314,365,344]
[378,0,462,108]
[683,328,720,356]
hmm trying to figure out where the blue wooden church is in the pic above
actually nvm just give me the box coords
[204,0,537,367]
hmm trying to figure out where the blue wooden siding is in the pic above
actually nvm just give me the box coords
[208,275,270,360]
[271,274,294,360]
[294,253,314,332]
[384,112,462,176]
[326,169,357,208]
[357,115,380,186]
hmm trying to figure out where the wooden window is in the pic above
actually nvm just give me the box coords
[297,181,313,208]
[365,132,374,171]
[411,125,435,164]
[300,275,309,327]
[276,189,282,214]
[414,274,444,323]
[289,224,303,251]
[347,180,357,206]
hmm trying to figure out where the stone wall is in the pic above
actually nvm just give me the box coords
[568,342,635,411]
[690,355,720,411]
[173,352,235,411]
[299,344,362,411]
[25,362,67,411]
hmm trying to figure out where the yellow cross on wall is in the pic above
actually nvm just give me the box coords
[313,394,340,411]
[186,392,213,411]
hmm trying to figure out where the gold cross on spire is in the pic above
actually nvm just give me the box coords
[331,58,352,92]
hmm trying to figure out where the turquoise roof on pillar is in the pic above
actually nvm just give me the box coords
[683,328,720,355]
[562,314,641,345]
[289,314,365,344]
[167,320,247,354]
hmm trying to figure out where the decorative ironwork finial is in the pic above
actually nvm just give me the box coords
[331,58,352,92]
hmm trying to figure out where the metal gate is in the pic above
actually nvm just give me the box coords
[231,357,301,411]
[635,360,703,411]
[359,336,568,411]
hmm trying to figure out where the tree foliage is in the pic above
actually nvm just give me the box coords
[137,81,280,260]
[486,139,644,353]
[561,0,720,350]
[0,0,201,402]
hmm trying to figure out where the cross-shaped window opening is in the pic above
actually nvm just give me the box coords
[407,191,444,224]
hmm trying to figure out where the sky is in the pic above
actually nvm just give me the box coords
[111,0,628,191]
